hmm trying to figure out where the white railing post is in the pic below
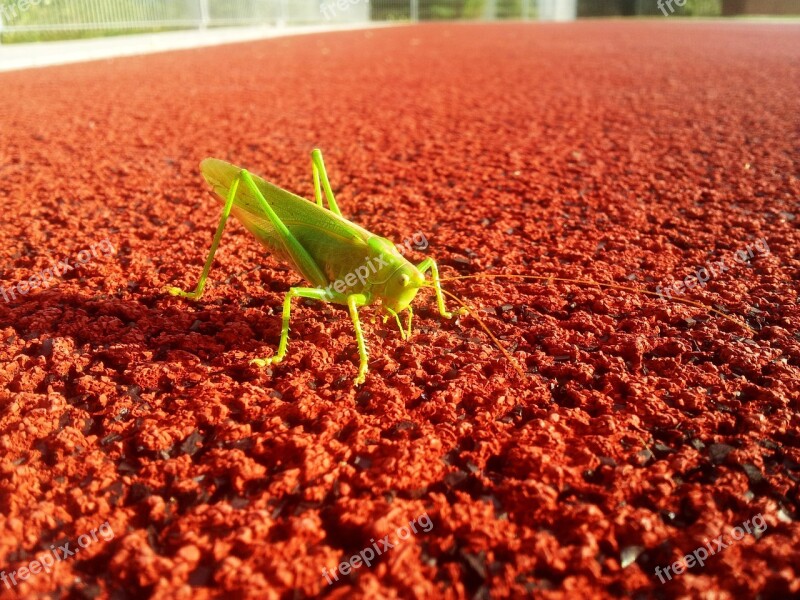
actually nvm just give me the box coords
[410,0,419,21]
[278,0,288,26]
[0,2,7,45]
[199,0,210,29]
[484,0,497,20]
[539,0,576,21]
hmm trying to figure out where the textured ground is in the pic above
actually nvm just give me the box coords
[0,20,799,599]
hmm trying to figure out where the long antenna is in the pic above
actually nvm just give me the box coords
[418,272,754,382]
[422,284,528,380]
[435,273,754,332]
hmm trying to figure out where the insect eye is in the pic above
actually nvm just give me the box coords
[400,274,410,287]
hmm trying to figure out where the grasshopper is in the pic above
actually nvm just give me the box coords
[167,149,456,385]
[167,150,752,386]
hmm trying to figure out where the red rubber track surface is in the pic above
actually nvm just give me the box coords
[0,21,798,599]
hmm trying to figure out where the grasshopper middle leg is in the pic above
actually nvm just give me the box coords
[252,288,371,385]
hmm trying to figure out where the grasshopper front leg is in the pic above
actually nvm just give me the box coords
[252,288,371,386]
[383,306,410,341]
[382,259,456,341]
[417,257,454,319]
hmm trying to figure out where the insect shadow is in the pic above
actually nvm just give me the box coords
[0,281,457,398]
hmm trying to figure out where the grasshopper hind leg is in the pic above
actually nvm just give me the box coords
[167,177,241,300]
[311,149,343,216]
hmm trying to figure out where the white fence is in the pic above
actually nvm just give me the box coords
[0,1,366,33]
[0,1,579,43]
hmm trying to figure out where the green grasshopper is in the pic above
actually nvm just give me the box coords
[167,150,753,386]
[167,149,456,385]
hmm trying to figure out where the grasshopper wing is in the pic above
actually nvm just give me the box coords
[200,158,374,287]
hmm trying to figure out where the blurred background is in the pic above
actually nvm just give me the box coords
[1,0,797,45]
